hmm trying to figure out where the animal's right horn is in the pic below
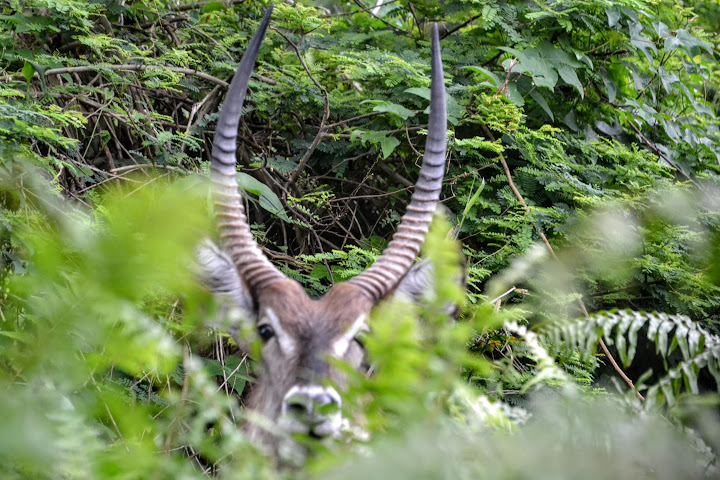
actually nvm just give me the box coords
[210,5,286,295]
[348,24,447,302]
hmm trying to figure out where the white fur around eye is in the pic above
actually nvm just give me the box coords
[331,314,368,357]
[263,308,297,356]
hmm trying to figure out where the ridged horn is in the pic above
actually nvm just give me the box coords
[348,24,447,302]
[210,5,286,294]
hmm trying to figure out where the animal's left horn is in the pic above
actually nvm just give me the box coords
[211,5,286,294]
[348,24,447,302]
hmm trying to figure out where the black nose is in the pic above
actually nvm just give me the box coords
[282,385,341,424]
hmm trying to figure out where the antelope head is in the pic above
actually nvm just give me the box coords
[198,6,448,455]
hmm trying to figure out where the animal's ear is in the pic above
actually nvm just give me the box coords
[196,240,257,334]
[391,206,466,316]
[393,258,434,305]
[392,256,466,318]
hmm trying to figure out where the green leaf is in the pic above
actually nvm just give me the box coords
[458,178,485,233]
[529,89,554,121]
[446,94,464,125]
[653,21,671,38]
[454,136,504,155]
[463,179,485,217]
[557,65,583,98]
[563,110,579,131]
[0,330,30,341]
[361,130,400,159]
[365,101,415,120]
[708,359,720,387]
[606,7,621,27]
[407,88,462,125]
[537,41,583,68]
[626,66,649,91]
[201,1,225,13]
[380,136,400,159]
[663,119,680,141]
[657,66,679,93]
[660,379,675,406]
[465,66,500,88]
[629,22,657,65]
[692,101,715,118]
[600,69,618,103]
[682,363,699,395]
[674,29,714,56]
[405,87,431,101]
[505,83,525,106]
[664,35,681,52]
[21,61,35,83]
[236,173,290,222]
[202,355,254,394]
[503,46,558,90]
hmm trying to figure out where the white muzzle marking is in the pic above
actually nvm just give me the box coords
[280,385,343,438]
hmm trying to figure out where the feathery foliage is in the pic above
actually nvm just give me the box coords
[1,0,720,477]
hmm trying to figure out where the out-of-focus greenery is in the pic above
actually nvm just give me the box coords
[0,166,274,478]
[2,0,720,478]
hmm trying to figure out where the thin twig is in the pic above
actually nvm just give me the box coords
[440,12,483,39]
[320,0,400,17]
[3,64,229,88]
[272,28,331,185]
[376,160,413,188]
[351,0,403,33]
[405,125,423,157]
[328,187,412,203]
[491,286,517,305]
[185,84,221,133]
[319,151,373,177]
[110,164,185,173]
[626,121,699,188]
[324,125,425,140]
[325,111,383,129]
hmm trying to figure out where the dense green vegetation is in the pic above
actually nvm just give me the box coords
[1,0,720,477]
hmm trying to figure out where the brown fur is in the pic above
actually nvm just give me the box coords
[245,280,373,449]
[197,239,464,459]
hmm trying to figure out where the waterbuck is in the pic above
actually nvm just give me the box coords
[198,6,449,458]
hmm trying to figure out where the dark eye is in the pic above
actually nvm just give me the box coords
[353,332,367,350]
[257,324,275,342]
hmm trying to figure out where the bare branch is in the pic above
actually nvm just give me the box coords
[351,0,403,33]
[272,28,331,185]
[2,64,276,88]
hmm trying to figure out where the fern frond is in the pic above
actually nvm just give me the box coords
[540,310,720,405]
[506,321,576,393]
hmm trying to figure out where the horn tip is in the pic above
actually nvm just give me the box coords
[259,4,274,31]
[430,24,441,66]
